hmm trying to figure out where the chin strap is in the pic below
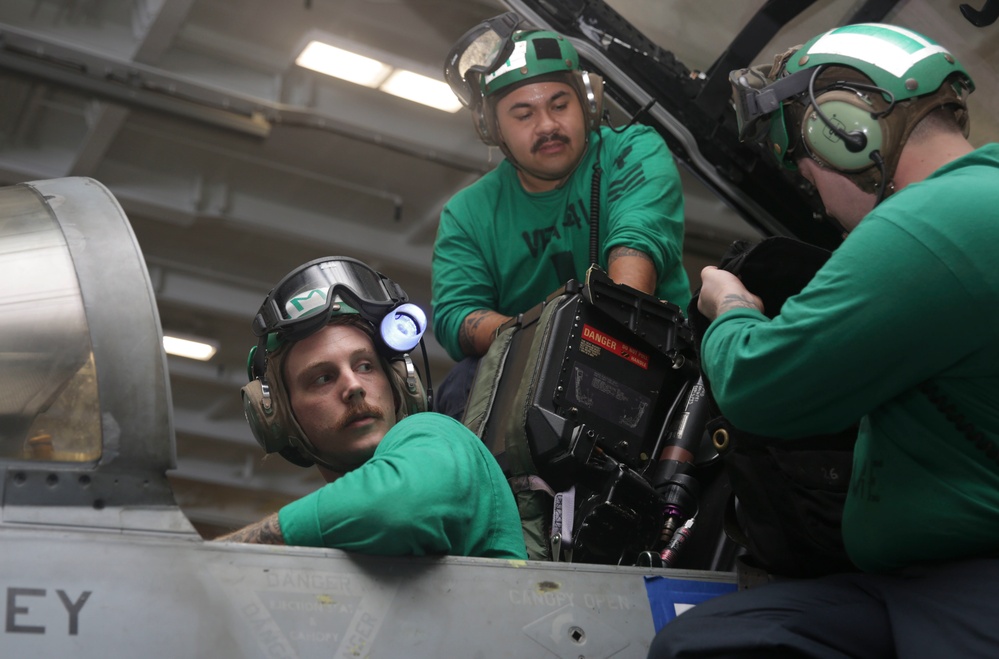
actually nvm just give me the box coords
[870,151,889,206]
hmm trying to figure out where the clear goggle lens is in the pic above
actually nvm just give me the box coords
[444,11,526,107]
[254,257,404,342]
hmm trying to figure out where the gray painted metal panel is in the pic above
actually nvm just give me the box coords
[2,525,734,657]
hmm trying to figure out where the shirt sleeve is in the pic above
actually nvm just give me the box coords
[431,198,499,361]
[701,215,982,438]
[601,126,690,307]
[278,415,484,555]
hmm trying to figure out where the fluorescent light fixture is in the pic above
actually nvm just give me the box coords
[296,41,392,88]
[295,39,462,112]
[163,334,218,361]
[381,70,463,113]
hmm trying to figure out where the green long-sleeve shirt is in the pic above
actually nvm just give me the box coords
[702,144,999,572]
[279,412,527,559]
[432,125,690,361]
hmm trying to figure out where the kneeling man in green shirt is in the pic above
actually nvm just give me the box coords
[217,256,527,560]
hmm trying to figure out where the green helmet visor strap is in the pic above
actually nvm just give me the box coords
[731,66,895,156]
[444,11,526,109]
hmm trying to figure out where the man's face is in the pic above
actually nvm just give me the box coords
[494,80,588,192]
[796,157,876,232]
[284,322,397,474]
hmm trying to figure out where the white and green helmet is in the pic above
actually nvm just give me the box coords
[785,24,970,100]
[731,23,974,198]
[480,29,580,98]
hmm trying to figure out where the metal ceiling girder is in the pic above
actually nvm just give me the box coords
[0,25,490,174]
[0,26,272,136]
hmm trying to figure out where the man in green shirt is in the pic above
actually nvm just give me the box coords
[650,23,999,658]
[217,256,526,560]
[433,13,690,417]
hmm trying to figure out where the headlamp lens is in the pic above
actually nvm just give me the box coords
[380,303,427,353]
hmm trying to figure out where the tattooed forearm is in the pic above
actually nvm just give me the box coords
[608,246,654,265]
[459,309,505,356]
[214,513,285,545]
[607,246,657,295]
[718,293,763,314]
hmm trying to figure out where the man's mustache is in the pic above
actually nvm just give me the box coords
[532,133,570,153]
[335,401,383,431]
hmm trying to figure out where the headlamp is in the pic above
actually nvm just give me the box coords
[380,303,427,353]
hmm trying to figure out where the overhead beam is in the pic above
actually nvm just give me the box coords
[0,26,491,171]
[131,0,198,63]
[69,102,130,177]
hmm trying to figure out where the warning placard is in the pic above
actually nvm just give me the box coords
[580,324,649,370]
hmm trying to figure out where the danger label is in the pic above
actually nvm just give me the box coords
[581,324,649,369]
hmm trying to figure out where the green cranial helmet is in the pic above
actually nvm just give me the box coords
[732,23,974,200]
[481,29,580,97]
[784,23,972,103]
[241,257,428,471]
[478,28,602,162]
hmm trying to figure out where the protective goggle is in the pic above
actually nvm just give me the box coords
[251,256,426,354]
[443,11,527,108]
[729,65,814,152]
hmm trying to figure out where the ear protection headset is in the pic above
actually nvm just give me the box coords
[241,346,428,469]
[731,23,974,204]
[241,257,429,469]
[795,64,971,203]
[801,83,887,172]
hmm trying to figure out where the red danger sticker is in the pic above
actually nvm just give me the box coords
[581,324,649,369]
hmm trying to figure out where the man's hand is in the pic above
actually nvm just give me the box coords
[213,512,286,545]
[697,266,764,321]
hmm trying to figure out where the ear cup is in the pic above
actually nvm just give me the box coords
[578,71,604,132]
[802,90,884,171]
[380,303,427,353]
[242,379,285,453]
[241,377,314,468]
[389,355,429,416]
